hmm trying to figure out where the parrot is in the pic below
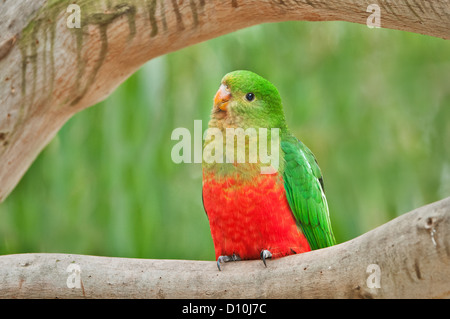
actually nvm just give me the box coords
[202,70,336,270]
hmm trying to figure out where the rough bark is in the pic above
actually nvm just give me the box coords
[0,0,449,201]
[0,197,449,299]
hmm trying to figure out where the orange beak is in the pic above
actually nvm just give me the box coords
[214,84,231,111]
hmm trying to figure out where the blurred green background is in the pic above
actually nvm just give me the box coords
[1,21,449,260]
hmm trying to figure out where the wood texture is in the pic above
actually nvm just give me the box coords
[0,197,449,299]
[0,0,449,201]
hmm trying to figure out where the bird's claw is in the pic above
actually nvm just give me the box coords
[260,249,272,267]
[217,253,241,271]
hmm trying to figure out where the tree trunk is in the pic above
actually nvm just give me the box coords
[0,0,449,201]
[0,197,449,299]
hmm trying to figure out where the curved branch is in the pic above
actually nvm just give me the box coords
[0,0,449,201]
[0,197,449,298]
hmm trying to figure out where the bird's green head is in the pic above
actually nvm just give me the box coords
[211,70,287,130]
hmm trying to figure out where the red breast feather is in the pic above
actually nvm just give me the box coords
[203,172,311,260]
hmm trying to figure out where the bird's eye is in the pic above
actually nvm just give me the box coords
[245,93,255,101]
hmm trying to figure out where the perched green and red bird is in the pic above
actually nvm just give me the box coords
[202,70,336,270]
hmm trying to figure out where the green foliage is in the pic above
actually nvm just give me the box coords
[1,21,449,259]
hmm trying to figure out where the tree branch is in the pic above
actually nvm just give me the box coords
[0,197,449,299]
[0,0,449,201]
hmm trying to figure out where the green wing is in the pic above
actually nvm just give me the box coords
[281,136,336,250]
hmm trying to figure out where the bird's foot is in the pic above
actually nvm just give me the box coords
[217,253,241,271]
[260,249,272,267]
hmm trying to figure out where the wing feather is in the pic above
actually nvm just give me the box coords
[282,137,336,250]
